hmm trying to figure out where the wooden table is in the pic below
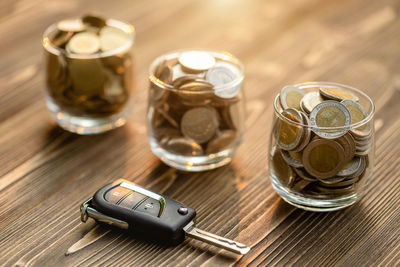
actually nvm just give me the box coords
[1,0,400,266]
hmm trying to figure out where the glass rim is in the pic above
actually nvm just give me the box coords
[148,49,244,93]
[273,81,375,130]
[42,18,135,59]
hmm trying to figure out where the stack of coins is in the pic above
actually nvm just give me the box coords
[272,85,372,197]
[149,51,243,157]
[44,14,134,116]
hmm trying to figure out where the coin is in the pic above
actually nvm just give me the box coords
[303,138,345,178]
[178,51,216,73]
[181,107,219,144]
[300,91,324,114]
[270,146,296,187]
[293,167,318,182]
[206,130,236,154]
[206,63,241,99]
[275,108,304,151]
[100,26,130,51]
[172,75,202,88]
[292,111,311,152]
[341,99,371,138]
[163,137,203,156]
[319,87,359,101]
[219,103,241,130]
[155,106,179,128]
[318,176,359,188]
[66,32,100,54]
[279,86,305,110]
[178,81,214,106]
[315,184,355,195]
[292,179,311,192]
[82,14,107,29]
[57,19,86,32]
[309,100,351,139]
[280,150,303,168]
[334,133,356,162]
[154,60,173,84]
[317,176,346,185]
[345,156,366,179]
[337,157,361,177]
[67,58,105,96]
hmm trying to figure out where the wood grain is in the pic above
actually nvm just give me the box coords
[1,0,400,266]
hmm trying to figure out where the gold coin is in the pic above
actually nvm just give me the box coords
[300,91,323,114]
[309,100,351,139]
[82,14,107,29]
[279,86,305,110]
[172,75,202,88]
[57,19,86,32]
[315,184,355,195]
[293,167,318,182]
[99,26,130,51]
[206,130,236,154]
[178,51,216,73]
[319,87,359,101]
[280,150,303,168]
[181,107,219,144]
[66,32,100,54]
[164,137,203,156]
[317,176,346,185]
[341,99,371,138]
[292,111,311,152]
[155,106,179,128]
[275,108,304,151]
[334,133,356,162]
[303,138,345,178]
[337,157,361,177]
[67,58,105,96]
[154,60,173,84]
[270,146,296,187]
[178,81,214,106]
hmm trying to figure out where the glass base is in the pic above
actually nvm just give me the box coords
[46,97,130,135]
[270,174,362,212]
[149,137,238,171]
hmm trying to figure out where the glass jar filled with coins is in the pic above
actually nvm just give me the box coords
[147,50,245,171]
[269,82,375,211]
[42,15,135,134]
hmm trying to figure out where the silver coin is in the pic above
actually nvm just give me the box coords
[309,100,351,139]
[179,51,216,73]
[206,62,241,99]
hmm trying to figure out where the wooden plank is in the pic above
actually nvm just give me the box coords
[0,0,400,265]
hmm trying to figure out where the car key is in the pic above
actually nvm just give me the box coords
[80,179,250,255]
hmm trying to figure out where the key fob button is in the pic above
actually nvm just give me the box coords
[119,192,147,209]
[104,186,132,204]
[135,198,161,217]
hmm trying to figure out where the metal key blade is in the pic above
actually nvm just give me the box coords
[183,221,250,255]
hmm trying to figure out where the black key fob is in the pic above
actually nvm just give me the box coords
[81,179,196,245]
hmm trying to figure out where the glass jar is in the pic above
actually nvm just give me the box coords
[269,82,375,211]
[147,50,245,171]
[42,15,135,134]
